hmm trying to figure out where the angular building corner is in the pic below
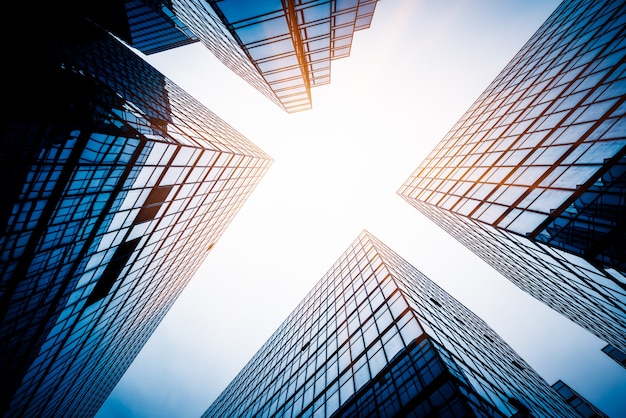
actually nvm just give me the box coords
[201,0,380,113]
[0,9,271,417]
[93,0,380,113]
[203,230,578,417]
[398,0,626,356]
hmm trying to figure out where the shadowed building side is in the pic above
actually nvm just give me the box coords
[1,12,271,417]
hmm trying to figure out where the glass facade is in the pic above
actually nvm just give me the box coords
[91,0,379,113]
[206,0,379,113]
[331,336,507,418]
[203,231,577,417]
[552,380,608,418]
[1,11,271,418]
[399,0,626,353]
[122,0,201,54]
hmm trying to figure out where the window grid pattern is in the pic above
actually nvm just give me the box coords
[399,0,626,269]
[369,233,575,418]
[398,0,626,355]
[94,0,378,113]
[1,18,271,417]
[204,231,577,418]
[332,336,507,418]
[401,200,626,355]
[205,231,423,418]
[205,0,378,113]
[170,0,287,110]
[124,0,200,54]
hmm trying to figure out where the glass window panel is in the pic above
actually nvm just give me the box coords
[358,3,376,16]
[400,318,423,345]
[160,167,185,185]
[339,378,354,403]
[334,25,353,38]
[576,140,626,164]
[258,55,299,72]
[382,330,403,361]
[217,0,282,24]
[550,165,600,188]
[368,344,386,377]
[307,38,329,52]
[333,37,351,48]
[303,3,330,22]
[353,362,370,391]
[326,389,340,416]
[337,0,358,10]
[144,142,169,165]
[476,203,507,224]
[305,22,330,38]
[494,185,526,206]
[248,38,294,60]
[507,210,547,234]
[527,189,571,213]
[309,50,330,61]
[236,18,289,45]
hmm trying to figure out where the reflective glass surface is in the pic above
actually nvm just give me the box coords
[332,337,507,418]
[1,13,271,417]
[203,232,576,417]
[205,0,379,112]
[125,0,200,53]
[79,0,379,112]
[399,0,626,354]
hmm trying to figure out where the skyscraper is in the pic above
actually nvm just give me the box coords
[399,0,626,355]
[87,0,380,113]
[203,231,578,417]
[1,10,271,417]
[551,380,609,418]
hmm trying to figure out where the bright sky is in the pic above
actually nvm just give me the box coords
[97,1,626,417]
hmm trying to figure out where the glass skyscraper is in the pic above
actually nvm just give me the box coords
[204,231,578,417]
[399,0,626,355]
[87,0,379,113]
[1,10,271,417]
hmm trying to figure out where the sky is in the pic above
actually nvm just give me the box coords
[97,1,626,417]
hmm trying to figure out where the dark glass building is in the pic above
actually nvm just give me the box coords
[551,380,608,418]
[89,0,379,113]
[399,0,626,354]
[1,10,271,417]
[203,231,578,417]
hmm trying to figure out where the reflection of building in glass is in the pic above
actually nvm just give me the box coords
[399,0,626,354]
[203,231,577,417]
[89,0,379,113]
[1,12,271,417]
[552,380,608,418]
